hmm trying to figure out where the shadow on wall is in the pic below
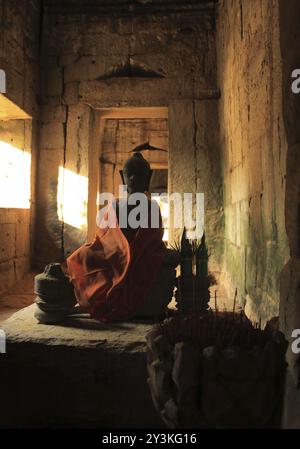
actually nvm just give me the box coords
[278,0,300,429]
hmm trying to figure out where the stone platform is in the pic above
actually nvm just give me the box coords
[0,304,163,428]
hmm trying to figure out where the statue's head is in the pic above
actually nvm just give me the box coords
[120,153,153,194]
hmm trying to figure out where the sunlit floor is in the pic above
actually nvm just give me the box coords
[0,272,36,325]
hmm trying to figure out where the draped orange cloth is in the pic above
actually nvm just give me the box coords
[67,201,166,322]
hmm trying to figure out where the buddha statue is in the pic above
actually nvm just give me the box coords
[66,151,179,322]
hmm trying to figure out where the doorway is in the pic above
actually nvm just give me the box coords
[92,107,169,240]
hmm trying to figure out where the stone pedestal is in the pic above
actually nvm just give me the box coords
[0,304,162,428]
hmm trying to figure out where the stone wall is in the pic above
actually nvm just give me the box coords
[0,0,40,293]
[277,0,300,428]
[216,0,289,322]
[36,2,224,271]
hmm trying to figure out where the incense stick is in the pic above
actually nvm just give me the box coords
[233,288,237,314]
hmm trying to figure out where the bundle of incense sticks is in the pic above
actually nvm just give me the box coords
[158,310,273,351]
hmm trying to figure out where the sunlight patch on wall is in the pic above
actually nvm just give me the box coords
[57,166,88,230]
[0,141,31,208]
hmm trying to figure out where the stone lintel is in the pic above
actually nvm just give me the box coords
[79,78,220,108]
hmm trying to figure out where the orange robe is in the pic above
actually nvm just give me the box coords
[67,202,166,322]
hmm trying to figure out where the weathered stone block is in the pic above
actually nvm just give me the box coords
[5,38,25,76]
[40,123,65,150]
[0,0,40,293]
[24,120,33,152]
[78,77,208,107]
[13,257,30,282]
[41,105,67,124]
[65,104,90,176]
[62,82,79,105]
[35,147,67,263]
[42,67,63,96]
[0,119,25,150]
[217,0,290,325]
[0,305,162,428]
[64,55,126,83]
[16,220,30,258]
[0,209,16,225]
[0,224,15,262]
[0,260,15,294]
[82,32,131,57]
